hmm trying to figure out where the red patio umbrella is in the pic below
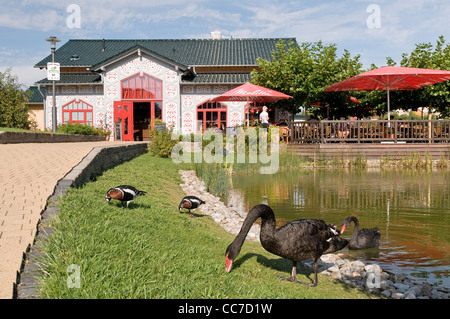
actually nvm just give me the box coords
[325,66,450,120]
[211,82,292,125]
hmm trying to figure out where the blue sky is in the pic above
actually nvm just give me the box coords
[1,0,450,88]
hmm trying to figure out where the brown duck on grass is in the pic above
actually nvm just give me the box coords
[178,195,205,217]
[105,185,147,209]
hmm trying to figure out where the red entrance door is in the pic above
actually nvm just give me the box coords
[114,101,133,141]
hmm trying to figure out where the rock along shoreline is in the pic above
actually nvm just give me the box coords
[179,169,449,299]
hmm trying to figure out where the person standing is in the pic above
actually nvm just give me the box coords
[260,105,269,129]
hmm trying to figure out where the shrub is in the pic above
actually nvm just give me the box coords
[57,123,104,135]
[148,123,179,158]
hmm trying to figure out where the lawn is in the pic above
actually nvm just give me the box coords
[37,153,372,299]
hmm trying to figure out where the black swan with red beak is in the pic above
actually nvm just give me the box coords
[225,204,348,287]
[341,216,380,250]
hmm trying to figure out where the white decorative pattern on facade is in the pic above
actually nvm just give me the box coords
[165,102,177,129]
[197,85,211,94]
[196,95,208,105]
[182,96,193,108]
[106,87,118,97]
[143,60,162,76]
[214,85,229,94]
[183,86,193,93]
[79,86,93,94]
[166,85,177,98]
[182,111,194,134]
[121,60,139,75]
[230,111,242,127]
[166,71,177,82]
[106,71,118,82]
[96,97,104,107]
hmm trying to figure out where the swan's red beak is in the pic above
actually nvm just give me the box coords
[340,224,346,234]
[225,253,233,273]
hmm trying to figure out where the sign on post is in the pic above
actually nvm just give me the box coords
[47,62,60,81]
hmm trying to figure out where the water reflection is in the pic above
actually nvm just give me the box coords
[231,169,450,287]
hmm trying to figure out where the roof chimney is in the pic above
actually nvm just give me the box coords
[102,39,105,52]
[210,30,222,39]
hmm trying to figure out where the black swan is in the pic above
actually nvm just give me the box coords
[105,185,146,208]
[178,196,206,217]
[341,216,380,250]
[225,204,348,286]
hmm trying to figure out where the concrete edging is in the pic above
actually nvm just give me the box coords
[15,142,148,299]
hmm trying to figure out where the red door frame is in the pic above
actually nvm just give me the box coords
[114,100,163,141]
[114,101,134,141]
[149,101,162,130]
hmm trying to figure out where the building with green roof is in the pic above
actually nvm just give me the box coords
[33,34,296,140]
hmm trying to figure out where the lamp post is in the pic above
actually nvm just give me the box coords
[45,36,61,132]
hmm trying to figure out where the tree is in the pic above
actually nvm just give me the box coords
[0,68,31,129]
[251,40,363,118]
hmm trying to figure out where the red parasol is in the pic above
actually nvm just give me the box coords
[325,66,450,120]
[211,82,291,125]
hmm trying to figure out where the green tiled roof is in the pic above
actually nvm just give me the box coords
[26,86,45,103]
[181,72,251,84]
[35,73,102,85]
[34,38,296,69]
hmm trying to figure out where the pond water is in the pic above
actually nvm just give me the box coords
[230,169,450,288]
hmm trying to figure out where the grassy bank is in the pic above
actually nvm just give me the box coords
[36,153,370,299]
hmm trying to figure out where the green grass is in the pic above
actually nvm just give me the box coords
[37,153,372,299]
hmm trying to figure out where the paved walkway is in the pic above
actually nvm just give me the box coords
[0,141,131,299]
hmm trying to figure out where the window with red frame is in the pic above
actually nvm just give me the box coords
[121,73,162,100]
[197,100,227,132]
[62,100,93,126]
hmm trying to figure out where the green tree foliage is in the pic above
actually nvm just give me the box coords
[0,68,31,129]
[251,40,363,118]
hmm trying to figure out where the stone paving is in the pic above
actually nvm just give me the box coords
[0,141,131,299]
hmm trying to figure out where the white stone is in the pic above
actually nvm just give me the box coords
[365,264,382,273]
[391,292,404,299]
[352,260,365,268]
